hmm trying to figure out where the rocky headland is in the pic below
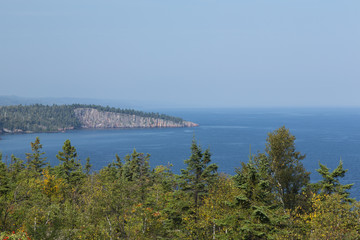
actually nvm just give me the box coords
[74,108,198,129]
[0,104,198,134]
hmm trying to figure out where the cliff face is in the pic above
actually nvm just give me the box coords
[74,108,198,129]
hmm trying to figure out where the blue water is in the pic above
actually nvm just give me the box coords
[1,108,360,197]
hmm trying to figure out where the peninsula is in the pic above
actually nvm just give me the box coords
[0,104,198,134]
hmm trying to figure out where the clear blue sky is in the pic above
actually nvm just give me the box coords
[1,1,359,108]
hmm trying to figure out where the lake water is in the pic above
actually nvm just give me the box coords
[1,108,360,198]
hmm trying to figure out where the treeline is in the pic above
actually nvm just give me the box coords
[0,126,359,239]
[0,104,81,132]
[0,104,184,133]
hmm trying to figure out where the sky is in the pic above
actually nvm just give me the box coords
[1,0,359,108]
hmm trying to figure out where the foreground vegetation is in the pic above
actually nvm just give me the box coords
[0,126,359,239]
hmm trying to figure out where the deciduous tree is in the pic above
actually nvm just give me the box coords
[256,126,310,210]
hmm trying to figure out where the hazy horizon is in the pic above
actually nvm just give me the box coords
[2,95,360,112]
[1,1,359,108]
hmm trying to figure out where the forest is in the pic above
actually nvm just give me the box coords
[0,126,359,239]
[0,104,184,133]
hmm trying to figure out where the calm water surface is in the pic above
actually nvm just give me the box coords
[1,108,360,197]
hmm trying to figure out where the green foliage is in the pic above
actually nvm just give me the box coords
[230,159,286,239]
[0,153,10,196]
[299,193,360,239]
[177,139,219,238]
[123,149,151,183]
[84,157,92,175]
[55,139,84,186]
[25,137,48,174]
[0,153,11,232]
[180,139,218,209]
[256,126,310,210]
[312,160,354,202]
[0,130,359,239]
[0,104,81,132]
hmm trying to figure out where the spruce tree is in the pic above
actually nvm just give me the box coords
[313,160,354,202]
[25,137,47,174]
[123,149,150,182]
[232,160,280,239]
[180,139,218,211]
[122,149,152,203]
[56,139,83,185]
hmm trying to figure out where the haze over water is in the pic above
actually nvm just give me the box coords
[1,108,360,198]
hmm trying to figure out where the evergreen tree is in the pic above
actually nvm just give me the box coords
[0,153,11,232]
[122,149,152,204]
[179,139,218,217]
[9,154,25,182]
[313,160,354,202]
[0,153,9,197]
[123,149,150,182]
[56,139,83,185]
[230,157,286,239]
[113,153,123,178]
[85,157,92,175]
[25,137,47,174]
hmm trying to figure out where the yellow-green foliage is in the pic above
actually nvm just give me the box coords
[1,129,359,239]
[307,193,359,239]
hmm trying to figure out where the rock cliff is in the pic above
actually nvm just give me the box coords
[74,108,198,129]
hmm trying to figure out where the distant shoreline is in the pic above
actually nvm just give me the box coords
[0,124,199,136]
[0,104,198,136]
